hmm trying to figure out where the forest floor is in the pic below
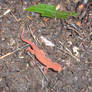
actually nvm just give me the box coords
[0,0,92,92]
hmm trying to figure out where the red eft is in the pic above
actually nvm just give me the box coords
[21,29,62,73]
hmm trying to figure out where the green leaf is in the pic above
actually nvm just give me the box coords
[25,3,77,19]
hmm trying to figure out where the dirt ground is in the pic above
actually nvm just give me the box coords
[0,0,92,92]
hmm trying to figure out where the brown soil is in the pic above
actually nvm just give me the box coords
[0,0,92,92]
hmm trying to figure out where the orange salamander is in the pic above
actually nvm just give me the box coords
[21,29,62,73]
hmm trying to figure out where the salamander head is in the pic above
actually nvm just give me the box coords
[52,63,62,72]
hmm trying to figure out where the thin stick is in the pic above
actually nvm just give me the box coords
[0,44,29,60]
[27,51,48,81]
[67,24,84,38]
[58,41,80,61]
[28,26,39,44]
[51,80,59,90]
[37,64,48,81]
[10,12,21,22]
[0,9,11,18]
[0,52,13,59]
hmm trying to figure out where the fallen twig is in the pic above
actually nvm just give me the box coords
[37,64,48,81]
[10,12,21,22]
[0,44,29,60]
[26,16,32,21]
[28,26,40,45]
[58,41,80,61]
[0,52,13,60]
[0,9,11,18]
[27,51,48,81]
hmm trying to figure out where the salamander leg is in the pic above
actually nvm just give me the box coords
[43,67,48,74]
[26,47,34,54]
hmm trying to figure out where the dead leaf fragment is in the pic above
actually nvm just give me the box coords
[42,17,50,22]
[76,21,82,27]
[26,16,32,21]
[40,36,55,47]
[78,4,84,10]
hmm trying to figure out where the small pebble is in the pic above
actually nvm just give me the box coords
[73,46,79,57]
